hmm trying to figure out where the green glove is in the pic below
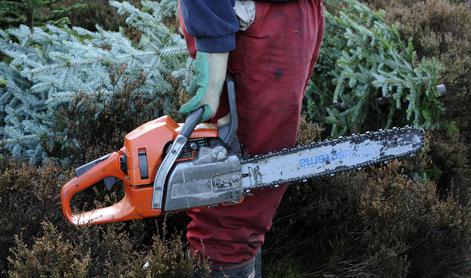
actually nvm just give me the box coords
[179,51,229,121]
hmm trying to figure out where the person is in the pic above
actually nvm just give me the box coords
[178,1,325,277]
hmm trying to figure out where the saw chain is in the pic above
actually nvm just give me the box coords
[240,126,424,190]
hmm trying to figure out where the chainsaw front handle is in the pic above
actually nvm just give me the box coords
[180,106,205,138]
[61,152,142,226]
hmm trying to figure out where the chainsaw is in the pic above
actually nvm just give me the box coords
[61,76,424,226]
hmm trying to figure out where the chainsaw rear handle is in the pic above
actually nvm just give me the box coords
[60,152,143,226]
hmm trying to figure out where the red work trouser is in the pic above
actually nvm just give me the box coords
[179,0,325,264]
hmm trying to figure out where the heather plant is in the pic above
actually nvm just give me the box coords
[306,0,444,137]
[8,222,91,278]
[0,0,86,29]
[358,163,471,277]
[0,160,210,277]
[264,159,471,277]
[424,130,471,205]
[262,124,471,277]
[65,0,139,31]
[0,162,66,269]
[8,222,210,277]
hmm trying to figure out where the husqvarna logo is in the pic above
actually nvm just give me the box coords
[298,150,350,168]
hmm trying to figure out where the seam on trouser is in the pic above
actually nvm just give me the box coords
[234,1,256,31]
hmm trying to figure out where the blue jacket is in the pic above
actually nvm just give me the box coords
[180,0,239,53]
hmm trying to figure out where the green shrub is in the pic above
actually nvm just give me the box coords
[305,0,444,137]
[366,0,471,94]
[362,0,471,145]
[0,0,187,164]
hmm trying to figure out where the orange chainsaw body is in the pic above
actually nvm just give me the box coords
[60,116,218,226]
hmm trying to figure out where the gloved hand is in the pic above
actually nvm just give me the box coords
[179,51,229,121]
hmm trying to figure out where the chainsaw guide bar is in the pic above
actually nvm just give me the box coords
[240,126,424,190]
